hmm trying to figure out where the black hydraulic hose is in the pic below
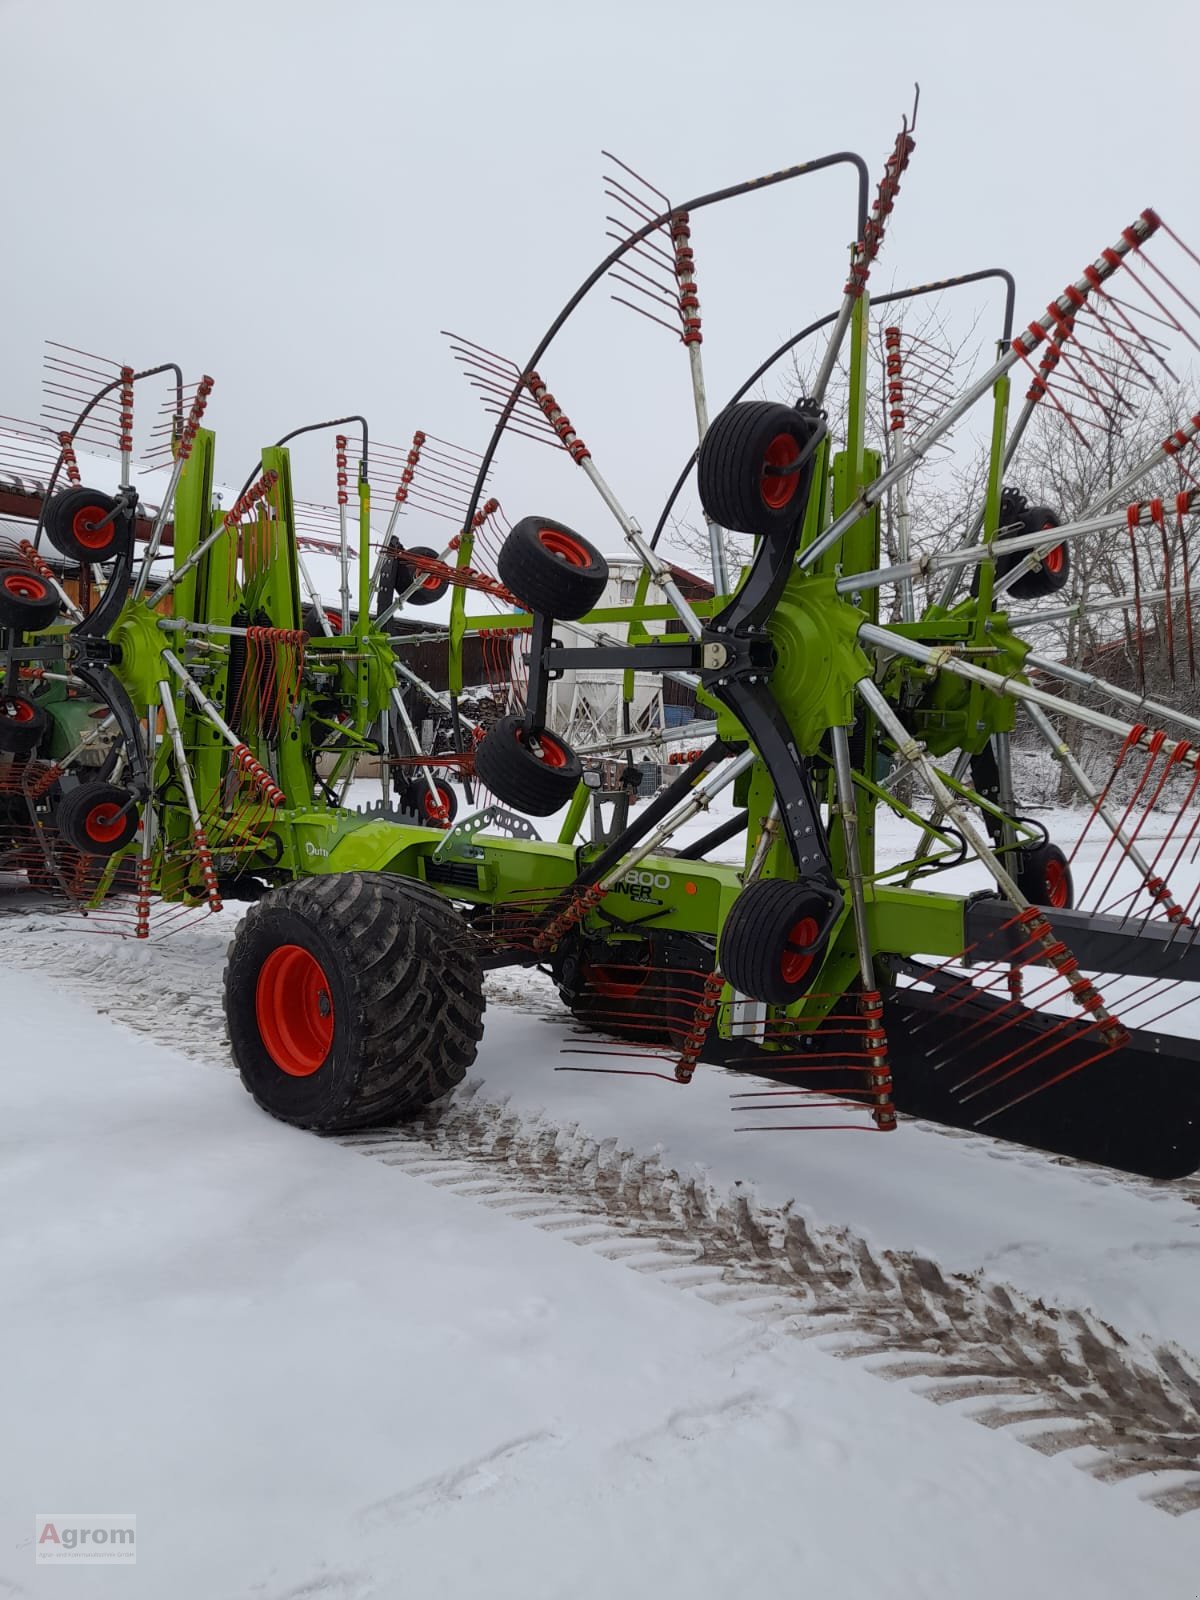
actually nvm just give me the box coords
[650,309,840,549]
[233,415,371,507]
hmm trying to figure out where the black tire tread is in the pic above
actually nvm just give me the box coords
[719,876,829,1008]
[997,507,1069,600]
[0,694,48,755]
[697,400,815,539]
[399,775,459,826]
[497,517,608,620]
[1014,841,1074,910]
[0,576,61,634]
[43,485,122,564]
[54,782,139,856]
[396,546,449,607]
[225,871,485,1132]
[473,713,582,816]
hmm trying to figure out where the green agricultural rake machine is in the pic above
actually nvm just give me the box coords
[5,107,1200,1178]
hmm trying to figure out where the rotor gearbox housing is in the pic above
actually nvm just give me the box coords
[761,574,872,755]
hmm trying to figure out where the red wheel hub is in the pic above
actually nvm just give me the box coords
[421,784,450,822]
[71,505,115,552]
[1042,543,1065,575]
[780,916,819,985]
[84,803,127,844]
[255,945,335,1076]
[2,697,34,723]
[583,958,651,1002]
[761,434,801,511]
[3,572,48,602]
[538,528,590,568]
[525,730,567,768]
[1045,857,1069,908]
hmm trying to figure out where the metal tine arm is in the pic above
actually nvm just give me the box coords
[588,749,756,897]
[1021,698,1188,923]
[836,483,1200,597]
[1005,586,1167,630]
[386,685,444,814]
[17,539,85,624]
[856,678,1026,906]
[391,658,477,741]
[374,497,503,629]
[1023,649,1200,743]
[131,376,214,601]
[520,370,703,639]
[161,648,284,807]
[991,405,1200,602]
[601,151,732,590]
[297,547,335,636]
[148,470,277,608]
[856,676,1126,1077]
[812,97,918,404]
[368,429,426,610]
[802,209,1162,571]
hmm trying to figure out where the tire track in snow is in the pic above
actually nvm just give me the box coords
[337,1092,1200,1515]
[5,911,1200,1512]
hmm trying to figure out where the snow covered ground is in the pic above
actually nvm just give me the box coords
[4,794,1200,1596]
[4,965,1200,1600]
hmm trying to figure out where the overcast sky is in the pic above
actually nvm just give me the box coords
[2,0,1192,570]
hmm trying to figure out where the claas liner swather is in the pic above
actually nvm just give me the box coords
[5,100,1200,1179]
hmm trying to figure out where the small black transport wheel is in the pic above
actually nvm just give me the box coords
[395,547,449,606]
[697,400,821,539]
[1015,841,1073,910]
[400,774,459,827]
[473,713,582,816]
[0,693,48,755]
[54,782,140,856]
[0,568,61,634]
[997,507,1070,600]
[719,877,832,1008]
[225,872,486,1131]
[497,517,609,620]
[43,485,125,563]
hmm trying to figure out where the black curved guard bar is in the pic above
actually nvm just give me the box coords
[456,151,870,537]
[68,662,150,799]
[650,267,1017,549]
[233,415,371,509]
[34,363,185,551]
